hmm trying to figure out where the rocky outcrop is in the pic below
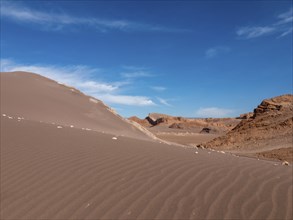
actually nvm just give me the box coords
[204,94,293,153]
[128,116,150,127]
[253,95,292,117]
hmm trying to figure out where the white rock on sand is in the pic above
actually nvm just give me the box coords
[57,126,63,129]
[282,161,289,166]
[112,137,118,140]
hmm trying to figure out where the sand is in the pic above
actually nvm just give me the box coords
[0,71,150,140]
[155,132,220,146]
[1,71,292,219]
[1,116,292,219]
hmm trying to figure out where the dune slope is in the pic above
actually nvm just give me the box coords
[1,116,292,219]
[0,71,150,140]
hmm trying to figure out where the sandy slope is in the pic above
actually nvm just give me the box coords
[1,72,292,219]
[1,116,292,219]
[0,71,150,140]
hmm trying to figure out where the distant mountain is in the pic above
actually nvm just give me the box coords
[129,112,240,134]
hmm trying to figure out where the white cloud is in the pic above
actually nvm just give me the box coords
[121,71,153,78]
[205,46,230,58]
[0,59,156,106]
[236,8,292,39]
[195,107,235,118]
[1,2,188,33]
[79,81,118,93]
[236,26,276,39]
[278,27,293,38]
[276,8,293,25]
[151,86,166,92]
[99,94,155,106]
[157,97,171,106]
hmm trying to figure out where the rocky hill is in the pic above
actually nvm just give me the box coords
[203,94,293,160]
[129,113,240,134]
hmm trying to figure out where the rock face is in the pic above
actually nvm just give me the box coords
[204,94,293,152]
[254,95,292,117]
[128,116,150,127]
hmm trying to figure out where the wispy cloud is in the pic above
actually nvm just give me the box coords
[195,107,235,118]
[236,8,293,39]
[275,8,293,25]
[99,94,155,106]
[205,46,230,58]
[236,26,276,39]
[121,71,153,78]
[157,97,172,107]
[1,1,188,33]
[151,86,167,92]
[0,59,155,106]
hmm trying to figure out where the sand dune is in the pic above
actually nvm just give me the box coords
[1,71,151,140]
[1,72,292,219]
[1,116,292,219]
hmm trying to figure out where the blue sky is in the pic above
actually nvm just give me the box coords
[1,0,292,118]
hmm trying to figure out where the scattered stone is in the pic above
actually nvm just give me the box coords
[282,161,289,166]
[194,151,198,154]
[70,125,74,128]
[112,137,118,140]
[220,151,225,154]
[8,116,13,119]
[2,114,6,117]
[57,126,62,129]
